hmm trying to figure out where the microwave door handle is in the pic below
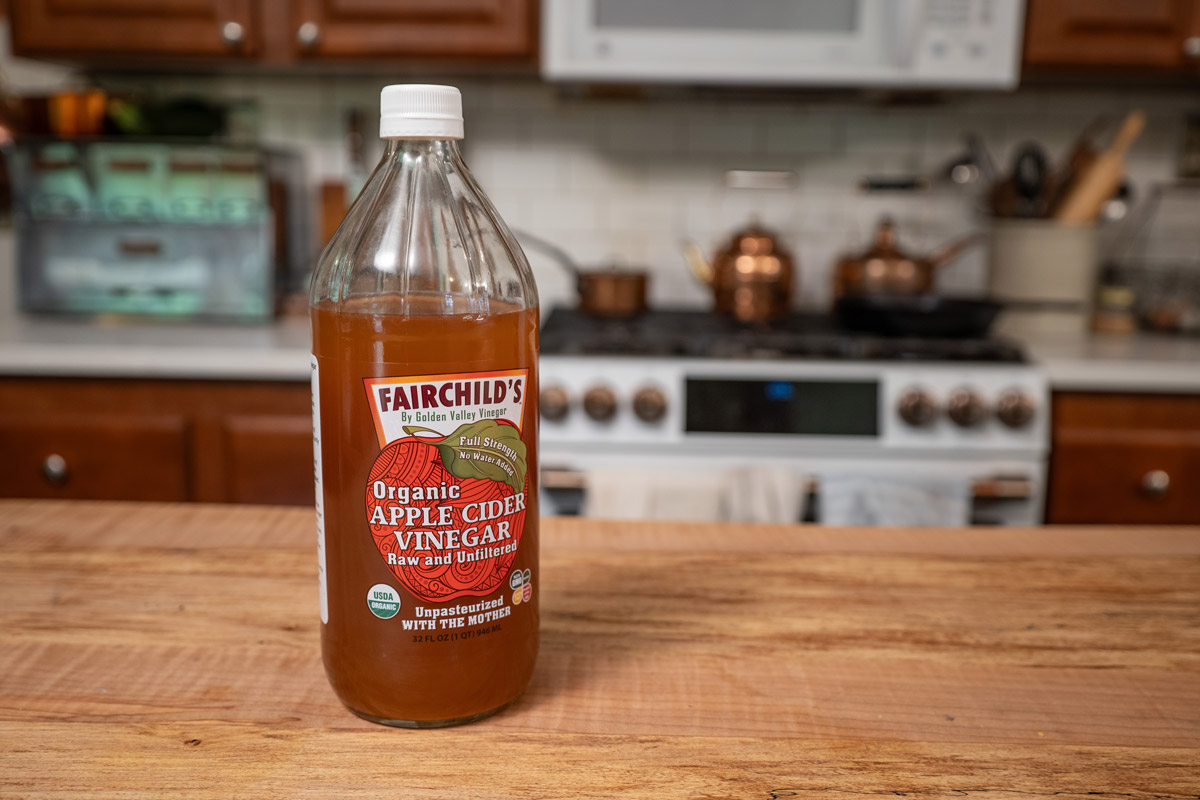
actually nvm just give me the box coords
[889,0,927,67]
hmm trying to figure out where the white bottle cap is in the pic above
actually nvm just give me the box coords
[379,84,464,140]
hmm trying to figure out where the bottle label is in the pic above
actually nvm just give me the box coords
[310,354,328,625]
[362,369,529,604]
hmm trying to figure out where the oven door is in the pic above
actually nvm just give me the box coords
[542,0,1024,88]
[542,455,1044,527]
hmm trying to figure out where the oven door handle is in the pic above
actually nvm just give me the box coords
[541,468,1032,501]
[964,478,1034,500]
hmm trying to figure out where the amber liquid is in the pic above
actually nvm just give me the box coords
[311,296,539,726]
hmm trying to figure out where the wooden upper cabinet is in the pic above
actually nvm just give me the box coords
[1024,0,1200,69]
[286,0,536,60]
[9,0,259,59]
[8,0,537,63]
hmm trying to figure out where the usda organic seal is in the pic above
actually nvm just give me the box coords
[367,583,401,619]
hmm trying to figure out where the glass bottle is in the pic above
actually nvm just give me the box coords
[309,84,539,727]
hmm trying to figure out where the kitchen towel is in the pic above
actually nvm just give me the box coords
[720,466,807,524]
[582,467,725,522]
[818,473,971,527]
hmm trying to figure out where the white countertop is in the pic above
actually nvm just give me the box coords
[1019,330,1200,393]
[0,315,312,381]
[0,313,1197,392]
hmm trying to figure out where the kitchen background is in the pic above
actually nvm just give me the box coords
[1,1,1199,528]
[45,73,1200,314]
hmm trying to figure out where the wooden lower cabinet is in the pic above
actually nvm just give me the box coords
[0,412,189,501]
[1047,392,1200,524]
[219,414,316,506]
[0,378,313,506]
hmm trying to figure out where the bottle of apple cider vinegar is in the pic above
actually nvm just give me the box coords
[309,84,539,727]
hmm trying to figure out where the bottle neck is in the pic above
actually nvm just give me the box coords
[380,138,463,163]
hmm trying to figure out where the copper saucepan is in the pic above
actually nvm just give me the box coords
[832,217,982,298]
[516,230,648,317]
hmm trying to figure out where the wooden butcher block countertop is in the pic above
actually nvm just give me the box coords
[2,500,1199,799]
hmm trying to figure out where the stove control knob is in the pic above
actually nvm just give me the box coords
[947,388,986,428]
[582,386,618,423]
[996,389,1035,429]
[897,388,937,427]
[632,386,667,423]
[540,385,570,422]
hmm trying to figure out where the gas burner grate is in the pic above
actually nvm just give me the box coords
[540,307,1028,364]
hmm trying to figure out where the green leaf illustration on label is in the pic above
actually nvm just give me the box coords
[403,420,527,492]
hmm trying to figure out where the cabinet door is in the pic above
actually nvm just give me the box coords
[219,414,316,506]
[1024,0,1200,69]
[1048,433,1200,524]
[1047,392,1200,524]
[9,0,258,58]
[0,413,189,501]
[289,0,536,59]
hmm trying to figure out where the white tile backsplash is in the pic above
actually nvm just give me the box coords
[75,73,1200,310]
[764,112,841,156]
[843,110,926,156]
[682,112,763,155]
[601,110,684,155]
[476,145,567,192]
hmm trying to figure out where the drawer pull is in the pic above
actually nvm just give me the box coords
[1141,469,1170,497]
[221,21,245,47]
[297,21,321,48]
[42,454,69,487]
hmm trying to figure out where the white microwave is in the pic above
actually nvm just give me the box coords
[542,0,1025,89]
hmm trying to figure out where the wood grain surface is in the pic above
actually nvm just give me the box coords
[2,500,1199,799]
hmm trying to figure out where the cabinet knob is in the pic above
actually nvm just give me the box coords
[1184,36,1200,59]
[1142,469,1170,496]
[297,21,321,48]
[221,21,245,46]
[42,454,69,487]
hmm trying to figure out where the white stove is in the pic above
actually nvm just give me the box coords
[538,308,1049,526]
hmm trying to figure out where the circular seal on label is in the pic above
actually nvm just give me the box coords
[366,583,401,619]
[510,568,532,590]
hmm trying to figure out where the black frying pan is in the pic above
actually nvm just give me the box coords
[834,295,1003,338]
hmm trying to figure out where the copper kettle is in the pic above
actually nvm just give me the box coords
[832,218,981,298]
[683,223,795,323]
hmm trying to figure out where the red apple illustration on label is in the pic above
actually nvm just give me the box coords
[364,421,527,603]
